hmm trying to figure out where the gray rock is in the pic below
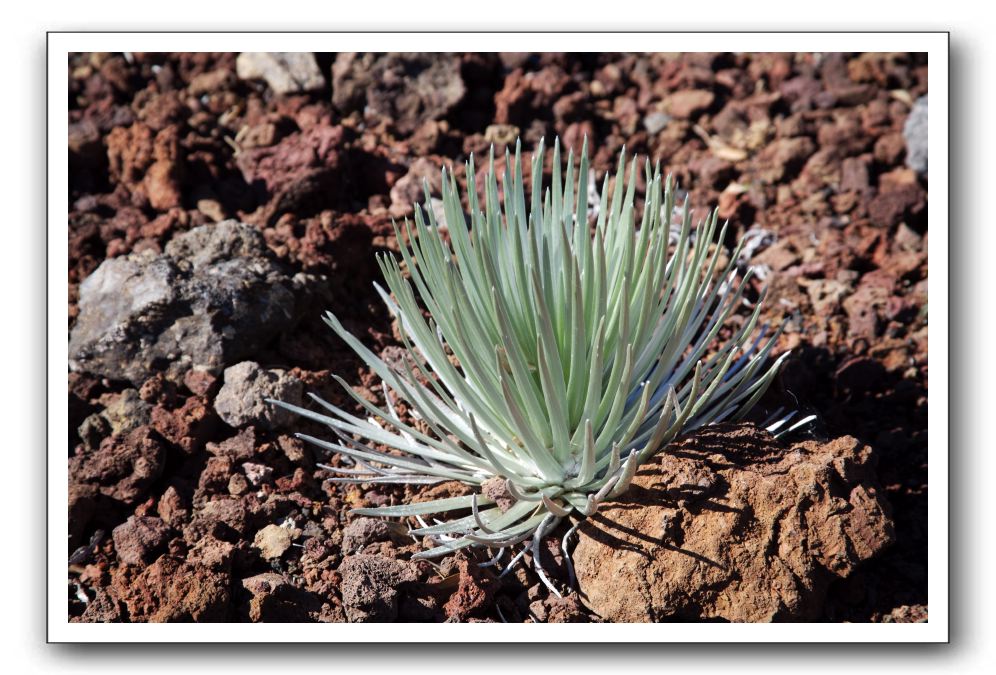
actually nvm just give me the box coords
[69,221,302,385]
[424,198,451,231]
[206,428,258,462]
[643,111,671,135]
[904,95,928,175]
[183,498,249,543]
[214,361,304,430]
[236,52,325,95]
[240,571,334,622]
[338,554,419,622]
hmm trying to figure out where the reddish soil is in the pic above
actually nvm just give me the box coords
[67,52,928,623]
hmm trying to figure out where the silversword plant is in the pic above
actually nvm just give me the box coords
[273,138,789,592]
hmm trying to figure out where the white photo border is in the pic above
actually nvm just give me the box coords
[48,31,948,643]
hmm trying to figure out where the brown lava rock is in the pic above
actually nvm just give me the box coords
[481,476,515,512]
[106,122,184,209]
[236,125,346,218]
[151,394,218,454]
[574,423,895,622]
[439,556,499,621]
[73,588,125,623]
[331,53,465,135]
[110,555,231,622]
[112,515,171,566]
[338,554,419,623]
[69,426,166,506]
[341,517,410,554]
[240,571,341,622]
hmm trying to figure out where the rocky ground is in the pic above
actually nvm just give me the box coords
[67,51,928,623]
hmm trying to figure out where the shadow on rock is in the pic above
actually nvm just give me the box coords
[574,423,895,622]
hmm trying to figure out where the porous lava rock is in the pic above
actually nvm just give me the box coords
[574,424,895,622]
[112,515,171,566]
[338,554,419,622]
[235,125,346,218]
[69,426,166,506]
[240,571,340,622]
[105,122,184,210]
[341,517,410,554]
[438,556,499,622]
[110,555,231,622]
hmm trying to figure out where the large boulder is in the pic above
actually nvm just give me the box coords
[574,424,895,622]
[69,221,308,385]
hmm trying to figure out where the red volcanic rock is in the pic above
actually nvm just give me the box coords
[110,555,231,622]
[574,424,895,622]
[70,426,166,506]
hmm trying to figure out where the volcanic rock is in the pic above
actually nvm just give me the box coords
[214,361,304,430]
[69,426,166,506]
[338,554,419,622]
[110,555,231,622]
[903,95,928,175]
[69,221,303,385]
[112,515,171,566]
[236,52,325,95]
[574,424,894,622]
[331,53,465,134]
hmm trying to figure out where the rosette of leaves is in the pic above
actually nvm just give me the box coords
[274,138,787,587]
